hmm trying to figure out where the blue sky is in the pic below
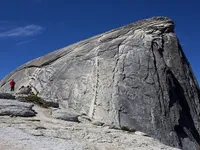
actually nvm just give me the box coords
[0,0,199,84]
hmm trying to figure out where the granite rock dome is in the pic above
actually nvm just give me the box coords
[1,17,200,150]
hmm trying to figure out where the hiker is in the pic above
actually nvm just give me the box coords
[10,79,16,91]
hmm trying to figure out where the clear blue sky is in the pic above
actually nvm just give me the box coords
[0,0,199,84]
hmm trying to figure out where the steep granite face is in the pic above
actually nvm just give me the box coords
[0,17,200,150]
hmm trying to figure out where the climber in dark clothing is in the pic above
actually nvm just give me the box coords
[10,79,16,91]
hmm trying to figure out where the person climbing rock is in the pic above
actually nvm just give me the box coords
[10,79,16,91]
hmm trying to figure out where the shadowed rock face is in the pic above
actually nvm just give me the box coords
[0,17,200,150]
[0,99,36,117]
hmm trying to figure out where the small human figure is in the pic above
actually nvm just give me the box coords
[10,79,16,91]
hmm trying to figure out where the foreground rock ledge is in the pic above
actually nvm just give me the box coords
[0,112,180,150]
[1,17,200,150]
[0,99,36,117]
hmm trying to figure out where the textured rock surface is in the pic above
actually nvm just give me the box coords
[0,93,15,99]
[16,86,33,95]
[0,17,200,149]
[0,127,82,150]
[51,109,80,122]
[0,99,36,117]
[0,105,180,150]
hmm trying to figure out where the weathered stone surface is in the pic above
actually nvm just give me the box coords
[0,17,200,149]
[135,131,149,136]
[51,109,80,122]
[0,93,15,99]
[92,120,105,126]
[0,99,36,117]
[0,107,180,150]
[78,115,92,123]
[0,127,83,150]
[16,86,33,95]
[16,95,59,108]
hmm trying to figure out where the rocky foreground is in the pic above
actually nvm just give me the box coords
[0,98,179,150]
